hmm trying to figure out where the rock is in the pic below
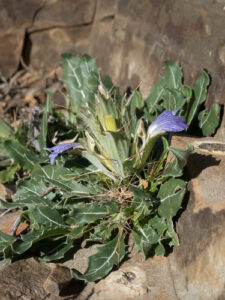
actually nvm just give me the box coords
[28,0,96,31]
[87,0,225,105]
[0,258,84,300]
[0,258,50,300]
[28,26,92,71]
[1,0,225,114]
[27,0,96,71]
[0,0,40,78]
[43,265,74,297]
[168,135,225,300]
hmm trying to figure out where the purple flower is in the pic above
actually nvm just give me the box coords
[44,142,81,164]
[147,110,188,138]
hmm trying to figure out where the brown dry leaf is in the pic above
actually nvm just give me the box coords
[24,90,38,108]
[139,179,148,189]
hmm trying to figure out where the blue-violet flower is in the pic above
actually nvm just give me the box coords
[44,142,81,164]
[147,110,188,138]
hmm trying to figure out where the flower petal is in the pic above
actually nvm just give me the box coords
[147,110,188,138]
[44,142,81,164]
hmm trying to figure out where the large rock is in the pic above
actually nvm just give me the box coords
[27,0,96,70]
[0,0,40,78]
[0,258,82,300]
[1,0,225,122]
[168,136,225,300]
[88,0,225,105]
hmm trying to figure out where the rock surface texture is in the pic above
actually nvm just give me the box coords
[1,0,225,101]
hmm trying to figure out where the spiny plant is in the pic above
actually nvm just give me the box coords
[0,54,220,282]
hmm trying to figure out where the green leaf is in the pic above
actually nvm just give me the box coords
[133,224,159,258]
[73,234,126,281]
[0,163,20,183]
[130,91,144,109]
[146,60,182,112]
[69,226,87,239]
[40,240,73,262]
[164,60,183,90]
[154,243,166,256]
[0,231,17,252]
[130,185,153,218]
[148,215,167,237]
[198,102,220,136]
[158,178,186,218]
[21,228,44,242]
[69,204,109,225]
[81,151,116,181]
[1,139,39,170]
[11,240,32,255]
[39,90,53,154]
[165,145,193,177]
[11,177,55,208]
[31,228,69,242]
[62,53,99,111]
[0,117,14,138]
[162,88,186,111]
[30,205,65,228]
[166,218,179,246]
[187,70,210,125]
[88,223,115,242]
[35,164,101,194]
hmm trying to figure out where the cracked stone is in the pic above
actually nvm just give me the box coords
[28,0,96,32]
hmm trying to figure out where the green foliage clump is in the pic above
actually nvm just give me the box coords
[0,54,220,281]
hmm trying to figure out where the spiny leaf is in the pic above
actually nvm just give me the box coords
[30,205,65,228]
[162,88,186,111]
[40,240,73,262]
[133,224,159,258]
[158,178,186,218]
[187,70,210,125]
[0,117,14,138]
[39,90,53,154]
[11,240,33,255]
[166,218,179,246]
[164,145,193,177]
[73,233,125,281]
[0,231,17,252]
[1,139,39,170]
[198,102,220,136]
[146,60,183,112]
[62,53,99,111]
[69,204,109,225]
